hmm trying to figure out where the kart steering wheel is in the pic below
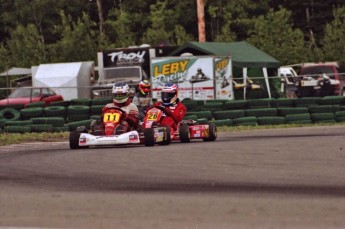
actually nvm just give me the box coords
[105,106,126,115]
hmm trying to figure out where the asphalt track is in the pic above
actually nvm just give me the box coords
[1,125,345,229]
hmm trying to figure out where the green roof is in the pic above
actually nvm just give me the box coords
[168,41,280,68]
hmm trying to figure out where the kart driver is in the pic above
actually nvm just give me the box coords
[132,80,153,121]
[148,82,187,138]
[91,82,139,135]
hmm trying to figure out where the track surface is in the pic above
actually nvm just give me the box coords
[1,126,345,228]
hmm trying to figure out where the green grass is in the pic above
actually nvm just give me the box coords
[1,122,345,146]
[0,132,69,146]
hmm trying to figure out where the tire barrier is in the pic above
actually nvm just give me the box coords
[308,105,340,114]
[319,96,345,105]
[245,108,278,117]
[310,113,336,123]
[271,98,295,107]
[184,115,198,120]
[43,106,66,117]
[257,116,286,125]
[277,107,308,116]
[213,110,245,120]
[196,118,209,124]
[90,115,101,120]
[31,117,65,127]
[335,111,345,122]
[49,100,71,107]
[20,107,44,119]
[70,98,91,106]
[0,108,21,121]
[67,119,92,131]
[0,119,5,128]
[233,116,258,126]
[90,105,104,115]
[210,119,233,127]
[285,113,311,123]
[223,100,248,110]
[294,97,321,107]
[3,95,345,133]
[199,102,224,112]
[26,102,46,108]
[5,126,31,133]
[5,120,33,126]
[91,97,112,105]
[185,111,213,120]
[0,104,25,110]
[29,124,54,132]
[248,98,274,108]
[52,126,69,132]
[182,100,199,111]
[67,105,90,122]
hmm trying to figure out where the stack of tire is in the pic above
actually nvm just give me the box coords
[66,99,93,131]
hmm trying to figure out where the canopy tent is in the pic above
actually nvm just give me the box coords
[168,41,281,98]
[0,67,32,77]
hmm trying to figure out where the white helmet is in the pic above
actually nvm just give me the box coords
[112,82,130,103]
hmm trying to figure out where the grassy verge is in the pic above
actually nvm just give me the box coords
[1,122,344,146]
[0,132,69,146]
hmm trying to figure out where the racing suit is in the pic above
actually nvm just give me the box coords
[148,99,187,137]
[92,99,139,135]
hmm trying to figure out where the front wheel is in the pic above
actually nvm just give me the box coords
[203,122,217,141]
[179,123,190,143]
[144,128,155,147]
[69,130,81,149]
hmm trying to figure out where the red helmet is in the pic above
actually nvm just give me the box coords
[161,83,178,106]
[139,80,151,95]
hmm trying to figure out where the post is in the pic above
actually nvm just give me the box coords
[197,0,206,42]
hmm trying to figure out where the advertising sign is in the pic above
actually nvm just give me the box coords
[214,57,233,99]
[151,56,215,101]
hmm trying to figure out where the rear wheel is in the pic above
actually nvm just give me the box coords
[179,123,190,143]
[203,122,217,141]
[69,130,81,149]
[144,128,155,147]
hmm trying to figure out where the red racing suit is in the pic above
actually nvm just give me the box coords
[148,99,187,135]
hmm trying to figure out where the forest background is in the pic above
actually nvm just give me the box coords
[1,0,345,74]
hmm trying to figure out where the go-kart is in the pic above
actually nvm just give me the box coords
[69,106,141,149]
[142,105,217,147]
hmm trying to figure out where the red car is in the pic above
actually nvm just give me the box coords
[0,87,64,106]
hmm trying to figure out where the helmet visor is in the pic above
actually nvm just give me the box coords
[161,91,175,100]
[113,92,128,100]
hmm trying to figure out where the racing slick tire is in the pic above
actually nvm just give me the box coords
[158,126,171,145]
[179,123,190,143]
[203,122,217,142]
[144,128,155,147]
[69,130,88,149]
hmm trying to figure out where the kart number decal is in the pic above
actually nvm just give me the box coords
[147,112,158,121]
[103,112,120,122]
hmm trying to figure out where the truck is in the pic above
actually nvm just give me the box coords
[92,45,178,98]
[296,62,343,97]
[150,55,233,101]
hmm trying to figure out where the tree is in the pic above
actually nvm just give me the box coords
[247,7,308,65]
[50,12,98,63]
[322,7,345,65]
[5,24,46,67]
[141,0,175,45]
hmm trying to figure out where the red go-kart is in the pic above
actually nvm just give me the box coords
[142,105,217,146]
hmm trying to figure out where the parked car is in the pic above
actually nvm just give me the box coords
[0,87,64,106]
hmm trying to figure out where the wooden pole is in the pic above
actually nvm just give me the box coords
[197,0,206,42]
